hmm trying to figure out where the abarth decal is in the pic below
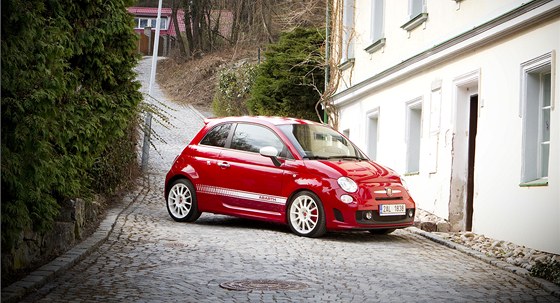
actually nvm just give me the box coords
[197,185,287,205]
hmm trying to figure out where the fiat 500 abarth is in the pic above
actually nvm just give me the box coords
[165,116,415,237]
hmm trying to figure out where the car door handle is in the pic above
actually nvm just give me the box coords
[217,162,230,168]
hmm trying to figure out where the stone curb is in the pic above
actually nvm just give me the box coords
[1,181,147,303]
[407,227,560,299]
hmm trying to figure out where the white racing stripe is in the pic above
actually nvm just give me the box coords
[197,185,287,205]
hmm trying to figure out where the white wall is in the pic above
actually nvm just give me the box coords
[334,1,560,253]
[346,0,530,87]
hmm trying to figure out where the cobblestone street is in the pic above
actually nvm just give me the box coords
[14,58,560,302]
[18,175,559,302]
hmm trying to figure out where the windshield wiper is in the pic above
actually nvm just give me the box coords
[326,155,366,160]
[303,155,330,160]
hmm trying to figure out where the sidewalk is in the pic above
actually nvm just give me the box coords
[0,183,147,303]
[136,56,206,175]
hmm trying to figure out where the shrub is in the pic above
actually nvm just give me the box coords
[89,121,140,195]
[1,0,142,250]
[248,27,325,121]
[212,63,257,117]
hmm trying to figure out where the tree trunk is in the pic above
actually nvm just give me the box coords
[183,0,193,58]
[260,0,273,43]
[171,0,187,58]
[191,0,202,56]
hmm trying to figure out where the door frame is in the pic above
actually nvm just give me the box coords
[449,70,480,231]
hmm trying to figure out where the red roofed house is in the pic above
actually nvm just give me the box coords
[128,7,184,56]
[127,7,233,56]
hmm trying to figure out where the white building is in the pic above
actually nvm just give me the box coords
[331,0,560,254]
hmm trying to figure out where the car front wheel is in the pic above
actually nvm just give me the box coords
[287,191,326,237]
[166,179,201,222]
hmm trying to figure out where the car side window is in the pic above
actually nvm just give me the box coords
[200,123,232,147]
[230,123,291,158]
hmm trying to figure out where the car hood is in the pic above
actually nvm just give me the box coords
[304,159,399,183]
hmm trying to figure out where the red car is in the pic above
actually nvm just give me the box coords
[165,116,415,237]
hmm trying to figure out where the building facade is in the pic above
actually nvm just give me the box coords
[331,0,560,254]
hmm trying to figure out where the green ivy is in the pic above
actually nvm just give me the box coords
[248,27,325,121]
[1,0,142,250]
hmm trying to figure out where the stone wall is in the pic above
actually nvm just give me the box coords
[1,197,104,285]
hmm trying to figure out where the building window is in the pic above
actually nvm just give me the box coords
[402,0,428,32]
[521,54,552,185]
[342,0,355,62]
[371,0,384,43]
[367,110,379,160]
[406,100,422,173]
[366,0,385,54]
[134,17,168,30]
[409,0,424,19]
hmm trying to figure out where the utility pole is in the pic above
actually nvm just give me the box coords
[141,0,164,171]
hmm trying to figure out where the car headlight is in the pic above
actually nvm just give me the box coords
[337,177,358,193]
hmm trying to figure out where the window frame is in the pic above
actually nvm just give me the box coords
[408,0,424,19]
[401,0,428,32]
[520,52,554,186]
[366,0,385,54]
[341,0,355,63]
[405,99,423,174]
[366,109,380,161]
[134,16,169,30]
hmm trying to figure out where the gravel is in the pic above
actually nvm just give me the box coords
[415,208,560,271]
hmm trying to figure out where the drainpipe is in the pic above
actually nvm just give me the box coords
[324,0,331,124]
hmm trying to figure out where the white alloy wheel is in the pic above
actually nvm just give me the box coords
[166,179,201,222]
[288,192,326,237]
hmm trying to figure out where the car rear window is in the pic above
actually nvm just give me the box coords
[200,123,232,147]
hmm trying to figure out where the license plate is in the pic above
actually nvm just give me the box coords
[379,204,406,216]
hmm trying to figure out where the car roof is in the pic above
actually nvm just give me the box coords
[203,116,323,127]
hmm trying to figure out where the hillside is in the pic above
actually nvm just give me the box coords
[156,47,259,117]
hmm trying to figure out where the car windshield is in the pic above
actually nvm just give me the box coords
[278,124,366,160]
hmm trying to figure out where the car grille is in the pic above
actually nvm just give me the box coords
[355,209,415,224]
[375,196,403,201]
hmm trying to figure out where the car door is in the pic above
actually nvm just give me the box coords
[214,123,292,221]
[191,122,233,212]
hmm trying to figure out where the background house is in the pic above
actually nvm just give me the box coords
[330,0,559,254]
[128,7,183,56]
[127,7,233,56]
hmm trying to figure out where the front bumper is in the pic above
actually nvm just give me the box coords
[324,183,416,231]
[355,209,415,225]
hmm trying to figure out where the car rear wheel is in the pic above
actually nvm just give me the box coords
[369,228,395,235]
[166,179,201,222]
[287,191,326,237]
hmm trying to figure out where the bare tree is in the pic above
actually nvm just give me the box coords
[315,0,352,127]
[171,0,187,58]
[274,0,325,30]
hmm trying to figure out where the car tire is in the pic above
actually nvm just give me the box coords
[369,228,395,235]
[287,191,326,237]
[166,179,201,222]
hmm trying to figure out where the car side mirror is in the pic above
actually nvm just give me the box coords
[260,146,281,167]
